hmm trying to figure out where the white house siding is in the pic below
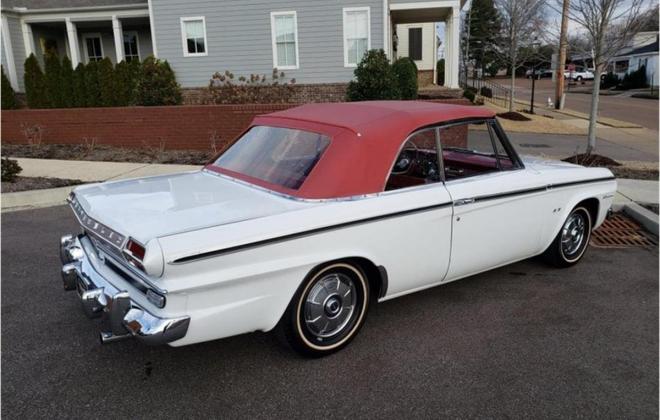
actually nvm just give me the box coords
[395,22,435,70]
[151,0,384,87]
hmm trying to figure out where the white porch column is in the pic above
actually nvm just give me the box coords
[21,20,35,58]
[112,15,125,63]
[444,20,452,87]
[65,18,80,67]
[448,6,460,88]
[2,15,19,90]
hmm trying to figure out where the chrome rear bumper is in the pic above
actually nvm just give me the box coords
[60,234,189,345]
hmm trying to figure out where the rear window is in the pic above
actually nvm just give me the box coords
[212,126,331,190]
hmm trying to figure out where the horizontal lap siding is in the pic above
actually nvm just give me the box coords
[152,0,383,87]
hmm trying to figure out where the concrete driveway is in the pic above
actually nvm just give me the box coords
[2,206,658,419]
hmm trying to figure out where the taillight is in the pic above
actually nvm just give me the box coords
[124,239,146,270]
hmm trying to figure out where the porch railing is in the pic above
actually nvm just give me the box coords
[459,73,512,109]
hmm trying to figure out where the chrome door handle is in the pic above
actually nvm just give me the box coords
[454,198,475,206]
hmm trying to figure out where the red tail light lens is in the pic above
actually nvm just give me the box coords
[126,239,146,260]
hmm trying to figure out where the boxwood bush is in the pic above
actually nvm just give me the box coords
[346,49,400,101]
[392,57,418,100]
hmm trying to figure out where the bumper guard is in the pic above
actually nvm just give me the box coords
[60,234,189,345]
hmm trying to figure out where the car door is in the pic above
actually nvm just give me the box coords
[382,127,453,295]
[440,119,549,281]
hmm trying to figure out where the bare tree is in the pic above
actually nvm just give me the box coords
[494,0,546,111]
[566,0,647,154]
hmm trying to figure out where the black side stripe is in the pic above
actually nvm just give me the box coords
[471,176,616,203]
[172,202,453,264]
[172,176,615,264]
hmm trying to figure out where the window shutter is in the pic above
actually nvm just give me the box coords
[409,28,422,61]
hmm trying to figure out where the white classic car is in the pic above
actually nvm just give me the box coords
[60,101,616,356]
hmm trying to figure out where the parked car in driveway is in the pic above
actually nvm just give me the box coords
[59,101,617,356]
[565,68,595,81]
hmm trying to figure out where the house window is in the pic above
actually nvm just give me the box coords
[615,60,629,73]
[270,11,299,69]
[343,7,370,67]
[181,17,207,56]
[123,31,140,62]
[83,34,103,62]
[408,27,422,61]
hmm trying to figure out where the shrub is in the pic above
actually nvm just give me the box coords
[59,56,74,108]
[84,60,101,107]
[480,86,493,98]
[44,52,63,108]
[463,87,477,102]
[600,72,620,89]
[209,68,296,104]
[115,60,141,106]
[1,66,18,109]
[72,63,86,107]
[137,56,182,106]
[1,157,22,182]
[346,49,400,101]
[620,65,647,90]
[392,57,418,99]
[98,57,116,106]
[436,59,445,85]
[24,54,49,108]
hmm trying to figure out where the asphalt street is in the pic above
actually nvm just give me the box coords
[2,206,658,419]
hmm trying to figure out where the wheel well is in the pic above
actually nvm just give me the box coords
[576,198,599,227]
[344,257,387,300]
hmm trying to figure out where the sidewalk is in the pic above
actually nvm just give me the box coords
[2,158,201,212]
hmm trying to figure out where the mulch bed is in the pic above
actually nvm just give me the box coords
[562,153,622,167]
[1,176,85,193]
[496,111,531,121]
[608,166,659,181]
[1,144,213,165]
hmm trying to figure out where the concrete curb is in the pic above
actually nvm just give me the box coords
[1,185,75,213]
[622,202,659,236]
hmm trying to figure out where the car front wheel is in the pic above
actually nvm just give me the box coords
[543,206,592,267]
[279,262,370,357]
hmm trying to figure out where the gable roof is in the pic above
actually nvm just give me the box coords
[625,39,659,56]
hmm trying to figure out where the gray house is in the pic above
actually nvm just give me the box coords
[1,0,463,94]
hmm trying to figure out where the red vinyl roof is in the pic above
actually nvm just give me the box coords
[209,101,495,199]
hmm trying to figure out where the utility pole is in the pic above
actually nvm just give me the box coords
[555,0,570,109]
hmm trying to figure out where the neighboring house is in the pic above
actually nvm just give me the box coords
[393,22,437,86]
[607,36,659,87]
[1,0,464,95]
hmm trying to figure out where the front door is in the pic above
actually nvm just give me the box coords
[440,119,548,281]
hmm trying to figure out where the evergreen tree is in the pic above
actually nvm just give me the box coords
[98,57,116,106]
[83,60,101,107]
[24,54,49,108]
[1,66,19,109]
[114,59,141,106]
[137,56,182,106]
[44,52,63,107]
[346,49,400,101]
[466,0,502,74]
[59,56,74,108]
[72,63,86,107]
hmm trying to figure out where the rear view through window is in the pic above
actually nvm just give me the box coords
[213,126,331,190]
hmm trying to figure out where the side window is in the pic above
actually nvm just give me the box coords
[386,128,441,191]
[439,120,517,181]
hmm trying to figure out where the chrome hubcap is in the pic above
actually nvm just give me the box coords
[304,273,357,339]
[561,213,586,256]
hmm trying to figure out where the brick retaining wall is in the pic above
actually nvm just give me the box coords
[1,99,471,151]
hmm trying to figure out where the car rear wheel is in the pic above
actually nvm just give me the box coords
[279,262,370,357]
[543,206,592,267]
